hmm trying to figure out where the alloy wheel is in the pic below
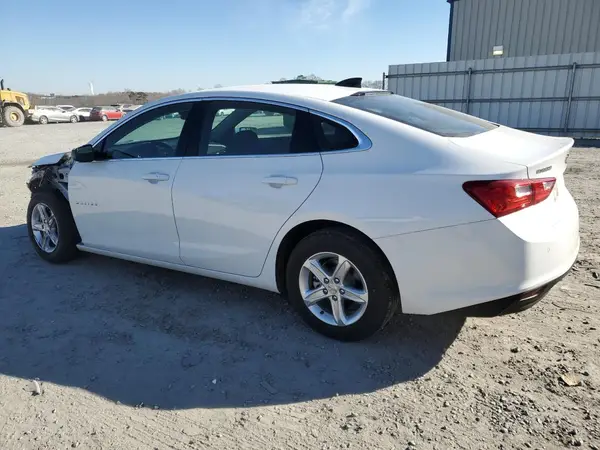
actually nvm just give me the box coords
[298,252,369,326]
[30,203,59,253]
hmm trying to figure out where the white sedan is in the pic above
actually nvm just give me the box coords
[30,106,79,124]
[73,107,93,121]
[25,81,579,341]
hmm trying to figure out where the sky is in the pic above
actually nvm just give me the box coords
[3,0,450,95]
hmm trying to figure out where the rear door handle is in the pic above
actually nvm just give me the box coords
[142,172,170,183]
[262,176,298,188]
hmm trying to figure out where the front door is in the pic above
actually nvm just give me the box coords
[69,102,197,263]
[48,108,65,122]
[172,100,323,277]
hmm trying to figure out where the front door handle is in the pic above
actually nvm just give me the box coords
[262,176,298,188]
[142,172,170,183]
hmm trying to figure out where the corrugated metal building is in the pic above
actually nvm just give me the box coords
[447,0,600,61]
[387,52,600,138]
[385,0,600,137]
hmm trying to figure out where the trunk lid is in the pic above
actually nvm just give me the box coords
[449,126,573,180]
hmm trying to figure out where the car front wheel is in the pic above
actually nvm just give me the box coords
[27,191,79,263]
[286,228,399,341]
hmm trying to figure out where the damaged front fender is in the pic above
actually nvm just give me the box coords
[27,152,73,200]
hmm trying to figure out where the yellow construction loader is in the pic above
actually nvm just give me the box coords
[0,79,31,127]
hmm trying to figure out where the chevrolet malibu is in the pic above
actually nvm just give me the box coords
[26,81,579,341]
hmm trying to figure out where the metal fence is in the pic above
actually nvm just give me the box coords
[385,52,600,138]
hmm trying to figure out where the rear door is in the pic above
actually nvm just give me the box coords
[57,109,71,122]
[172,100,323,277]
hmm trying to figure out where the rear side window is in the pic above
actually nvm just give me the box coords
[333,93,496,137]
[204,101,316,156]
[311,115,359,151]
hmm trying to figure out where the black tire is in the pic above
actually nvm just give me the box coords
[285,228,399,341]
[3,105,25,127]
[39,115,48,125]
[101,114,108,122]
[78,115,86,122]
[70,115,78,123]
[27,191,80,263]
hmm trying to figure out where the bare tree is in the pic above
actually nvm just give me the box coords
[126,90,149,104]
[361,80,384,89]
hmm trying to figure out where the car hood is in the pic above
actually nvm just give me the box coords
[31,152,69,167]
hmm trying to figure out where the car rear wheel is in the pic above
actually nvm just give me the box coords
[70,115,78,123]
[38,115,48,125]
[101,114,108,122]
[285,228,399,341]
[27,191,79,263]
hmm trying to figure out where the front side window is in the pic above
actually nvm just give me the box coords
[102,103,193,159]
[204,101,314,156]
[333,92,497,137]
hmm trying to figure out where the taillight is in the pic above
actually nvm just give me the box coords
[463,178,556,218]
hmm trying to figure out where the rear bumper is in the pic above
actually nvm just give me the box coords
[447,263,572,317]
[375,194,579,315]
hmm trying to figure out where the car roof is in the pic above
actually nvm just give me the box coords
[152,84,380,108]
[209,84,377,101]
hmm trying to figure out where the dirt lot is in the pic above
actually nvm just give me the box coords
[0,123,599,450]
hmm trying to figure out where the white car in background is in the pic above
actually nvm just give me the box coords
[122,105,142,115]
[216,108,235,116]
[25,81,579,341]
[73,107,93,121]
[30,106,79,124]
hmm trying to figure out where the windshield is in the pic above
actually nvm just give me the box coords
[333,92,497,137]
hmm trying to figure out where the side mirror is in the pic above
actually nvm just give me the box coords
[72,144,95,163]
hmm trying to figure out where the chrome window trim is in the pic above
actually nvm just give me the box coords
[204,96,310,112]
[100,157,183,163]
[87,95,372,161]
[88,98,202,147]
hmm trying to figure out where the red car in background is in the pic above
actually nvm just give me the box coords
[89,106,124,122]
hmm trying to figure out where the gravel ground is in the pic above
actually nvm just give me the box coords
[0,123,599,450]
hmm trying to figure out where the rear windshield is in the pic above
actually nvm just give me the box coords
[333,92,496,137]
